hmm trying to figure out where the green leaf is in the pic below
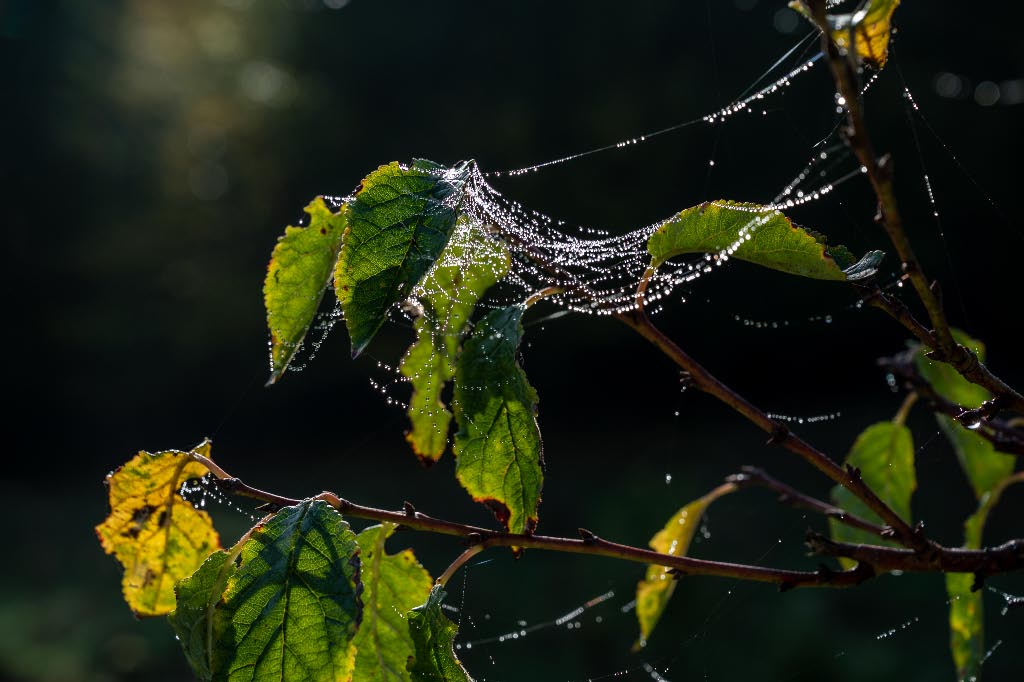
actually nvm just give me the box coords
[264,197,348,384]
[914,329,1015,499]
[946,573,983,682]
[353,523,433,682]
[95,440,220,616]
[647,201,883,281]
[400,219,511,463]
[335,160,469,357]
[169,500,362,682]
[634,484,734,650]
[169,550,236,680]
[790,0,901,68]
[829,422,915,569]
[453,305,543,535]
[946,472,1023,682]
[407,586,474,682]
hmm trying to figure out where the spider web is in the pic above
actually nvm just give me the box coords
[240,5,1023,681]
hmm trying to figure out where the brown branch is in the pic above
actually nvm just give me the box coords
[190,452,1024,591]
[861,286,1024,414]
[614,308,932,553]
[194,452,874,589]
[729,466,888,539]
[879,351,1024,456]
[807,533,1024,576]
[803,1,1024,413]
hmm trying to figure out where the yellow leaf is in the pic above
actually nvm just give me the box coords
[634,484,734,650]
[96,441,220,616]
[790,0,901,68]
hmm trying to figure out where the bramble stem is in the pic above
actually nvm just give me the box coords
[188,451,1024,591]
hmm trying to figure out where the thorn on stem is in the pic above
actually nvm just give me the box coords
[577,528,599,545]
[403,501,417,517]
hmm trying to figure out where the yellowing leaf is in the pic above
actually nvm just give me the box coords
[634,484,734,649]
[96,441,220,616]
[790,0,901,69]
[354,523,433,682]
[647,201,883,282]
[946,573,983,682]
[946,472,1023,682]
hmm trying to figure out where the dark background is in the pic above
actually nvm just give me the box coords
[2,1,1022,680]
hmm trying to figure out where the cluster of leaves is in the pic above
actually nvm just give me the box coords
[97,156,887,680]
[96,2,1021,680]
[97,443,470,681]
[266,164,883,538]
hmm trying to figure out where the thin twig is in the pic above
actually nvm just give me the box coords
[879,352,1024,456]
[729,466,888,539]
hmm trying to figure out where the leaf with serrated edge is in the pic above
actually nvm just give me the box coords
[264,197,348,384]
[829,422,915,569]
[647,201,883,281]
[407,586,474,682]
[335,160,469,357]
[96,440,220,616]
[790,0,901,68]
[169,550,236,680]
[634,485,734,649]
[914,329,1015,499]
[212,500,361,682]
[400,218,511,463]
[353,523,433,682]
[453,305,543,535]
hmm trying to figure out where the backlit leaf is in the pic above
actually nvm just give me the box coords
[790,0,901,68]
[353,523,433,682]
[264,197,348,384]
[170,500,362,682]
[647,201,883,281]
[914,329,1015,499]
[453,305,543,535]
[634,484,735,649]
[335,160,469,357]
[946,573,983,682]
[829,422,915,569]
[946,472,1023,682]
[169,550,236,680]
[96,441,220,616]
[407,586,474,682]
[400,219,511,463]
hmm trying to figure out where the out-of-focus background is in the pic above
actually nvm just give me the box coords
[2,1,1022,680]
